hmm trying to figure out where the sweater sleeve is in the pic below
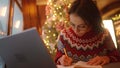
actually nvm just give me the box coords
[104,31,120,62]
[54,35,65,64]
[54,49,63,64]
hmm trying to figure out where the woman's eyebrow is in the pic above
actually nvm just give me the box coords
[70,22,86,26]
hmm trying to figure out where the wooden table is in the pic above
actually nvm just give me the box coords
[103,62,120,68]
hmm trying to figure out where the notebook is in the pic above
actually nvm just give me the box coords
[0,27,57,68]
[57,61,102,68]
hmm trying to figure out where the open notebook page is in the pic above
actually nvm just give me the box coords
[57,61,102,68]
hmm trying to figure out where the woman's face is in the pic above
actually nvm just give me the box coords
[70,14,91,37]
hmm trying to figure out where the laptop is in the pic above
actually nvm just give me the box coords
[0,28,57,68]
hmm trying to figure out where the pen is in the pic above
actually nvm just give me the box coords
[63,48,68,57]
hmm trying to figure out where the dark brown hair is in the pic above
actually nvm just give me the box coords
[68,0,104,33]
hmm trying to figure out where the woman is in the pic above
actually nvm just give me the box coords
[55,0,120,66]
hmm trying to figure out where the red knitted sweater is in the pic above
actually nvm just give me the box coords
[55,27,120,64]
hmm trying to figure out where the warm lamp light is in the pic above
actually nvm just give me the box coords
[103,20,117,48]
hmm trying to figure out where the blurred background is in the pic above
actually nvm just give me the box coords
[0,0,120,57]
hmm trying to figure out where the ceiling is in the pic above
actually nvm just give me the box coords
[36,0,120,19]
[95,0,120,19]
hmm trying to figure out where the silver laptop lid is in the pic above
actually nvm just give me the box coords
[0,28,56,68]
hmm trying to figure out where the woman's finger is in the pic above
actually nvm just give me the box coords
[87,56,101,65]
[87,58,97,65]
[100,60,106,66]
[92,60,102,65]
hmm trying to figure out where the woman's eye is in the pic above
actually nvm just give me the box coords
[70,22,75,27]
[81,25,86,28]
[78,25,85,28]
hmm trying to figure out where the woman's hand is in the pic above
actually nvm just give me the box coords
[58,55,73,66]
[87,56,110,66]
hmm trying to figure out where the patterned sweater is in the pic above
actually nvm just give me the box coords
[55,27,120,64]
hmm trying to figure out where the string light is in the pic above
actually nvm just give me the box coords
[46,36,49,38]
[59,12,62,15]
[68,3,71,8]
[46,16,49,19]
[54,5,57,7]
[112,14,120,21]
[59,6,62,9]
[53,34,56,37]
[52,15,56,20]
[48,30,51,33]
[53,9,56,12]
[56,8,59,10]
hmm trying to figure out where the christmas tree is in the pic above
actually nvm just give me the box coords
[42,0,73,57]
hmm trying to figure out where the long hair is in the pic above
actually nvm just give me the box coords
[68,0,104,33]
